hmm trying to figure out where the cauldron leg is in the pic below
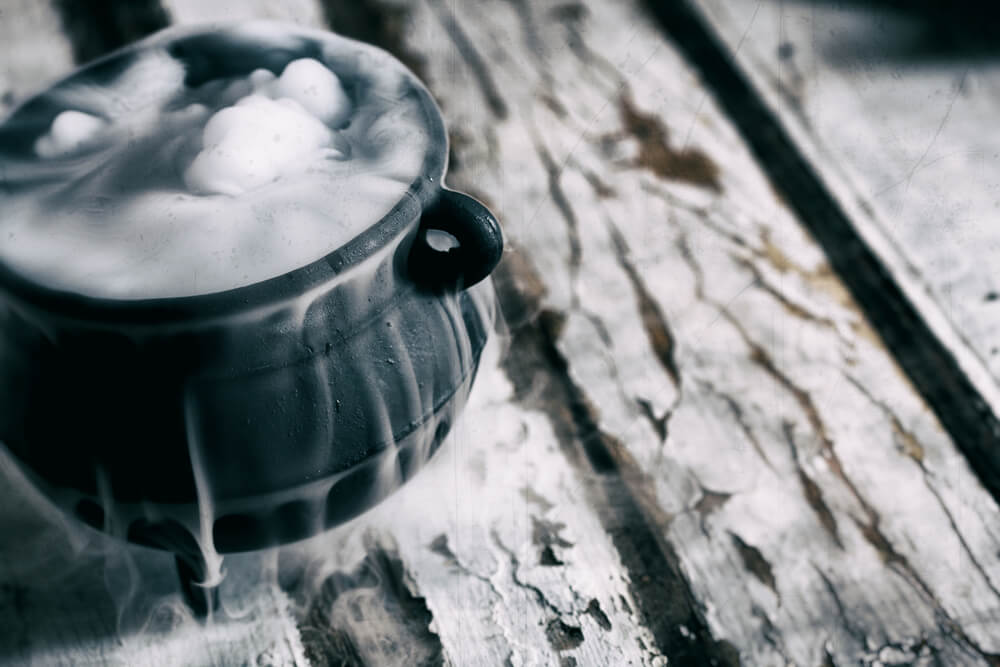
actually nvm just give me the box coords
[126,519,220,616]
[175,551,220,617]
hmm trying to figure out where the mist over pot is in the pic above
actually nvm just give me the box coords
[0,21,502,610]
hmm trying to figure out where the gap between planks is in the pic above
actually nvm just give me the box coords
[3,0,1000,664]
[643,0,1000,506]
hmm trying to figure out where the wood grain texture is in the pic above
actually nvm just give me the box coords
[691,0,1000,499]
[280,339,671,666]
[375,0,1000,663]
[3,0,1000,665]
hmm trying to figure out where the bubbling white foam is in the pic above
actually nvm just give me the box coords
[265,58,352,127]
[34,110,107,158]
[184,92,337,196]
[184,58,353,197]
[0,26,431,299]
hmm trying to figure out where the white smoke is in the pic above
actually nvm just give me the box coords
[0,21,505,666]
[0,24,430,299]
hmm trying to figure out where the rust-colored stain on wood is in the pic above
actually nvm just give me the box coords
[618,93,721,191]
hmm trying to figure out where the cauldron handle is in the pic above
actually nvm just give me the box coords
[408,189,503,289]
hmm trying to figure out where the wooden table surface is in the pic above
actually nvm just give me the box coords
[2,1,999,665]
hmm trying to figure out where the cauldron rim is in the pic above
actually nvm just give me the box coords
[0,21,448,324]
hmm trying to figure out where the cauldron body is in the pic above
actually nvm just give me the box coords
[0,23,501,556]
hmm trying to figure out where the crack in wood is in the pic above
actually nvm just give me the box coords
[675,228,708,302]
[550,2,622,90]
[739,351,1000,661]
[727,312,926,577]
[546,618,585,654]
[428,534,497,591]
[842,372,1000,608]
[580,166,617,199]
[641,0,1000,515]
[695,378,775,471]
[728,532,777,598]
[707,286,893,558]
[918,479,1000,608]
[425,535,453,562]
[586,598,612,632]
[636,397,671,443]
[495,253,740,665]
[297,622,364,667]
[783,423,844,549]
[424,0,508,120]
[841,374,925,466]
[505,0,544,59]
[520,486,556,513]
[533,139,583,289]
[750,230,878,346]
[674,209,996,658]
[784,388,1000,664]
[733,319,829,444]
[298,541,444,667]
[812,565,870,652]
[693,485,732,522]
[604,215,683,390]
[736,257,841,333]
[539,90,569,118]
[490,529,564,618]
[751,603,790,662]
[687,482,732,541]
[532,516,574,568]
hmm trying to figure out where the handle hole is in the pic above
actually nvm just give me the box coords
[425,228,461,252]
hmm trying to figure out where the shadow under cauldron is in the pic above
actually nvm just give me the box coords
[0,457,185,660]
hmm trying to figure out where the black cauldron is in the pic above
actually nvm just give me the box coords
[0,23,501,608]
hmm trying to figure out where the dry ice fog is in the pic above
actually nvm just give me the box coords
[0,23,429,298]
[0,22,505,663]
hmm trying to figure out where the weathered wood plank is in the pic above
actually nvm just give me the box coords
[374,0,1000,663]
[688,0,1000,498]
[155,1,724,664]
[0,447,309,666]
[157,3,683,661]
[5,0,1000,665]
[278,340,669,665]
[0,2,673,665]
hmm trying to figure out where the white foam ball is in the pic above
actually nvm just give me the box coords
[184,94,333,196]
[34,110,106,158]
[271,58,351,126]
[184,143,275,196]
[250,68,277,90]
